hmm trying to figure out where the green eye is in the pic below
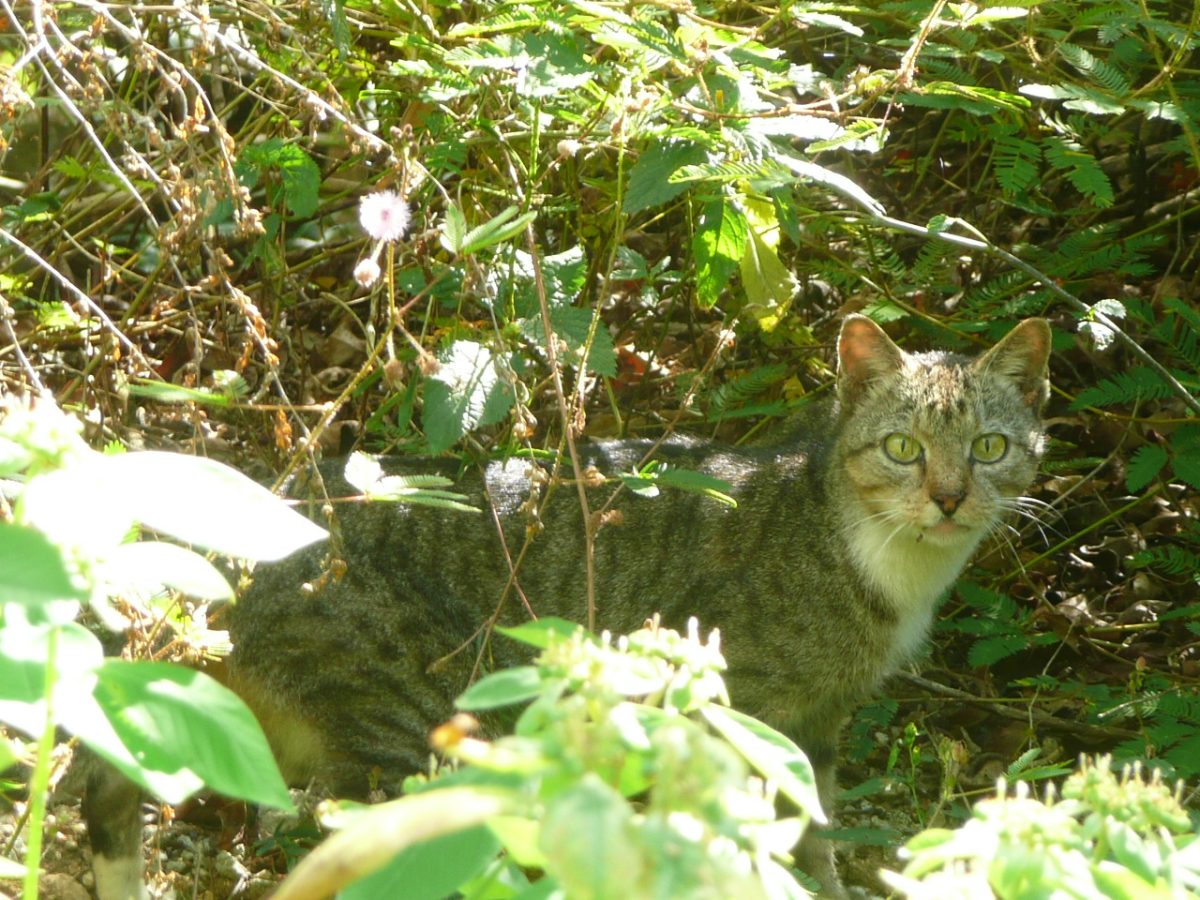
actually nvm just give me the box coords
[883,432,922,464]
[972,433,1008,463]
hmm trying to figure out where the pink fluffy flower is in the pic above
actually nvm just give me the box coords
[359,190,411,242]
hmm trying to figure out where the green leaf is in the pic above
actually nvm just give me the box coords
[693,198,748,308]
[623,140,707,214]
[340,825,501,900]
[496,617,586,650]
[92,661,293,808]
[125,379,233,407]
[460,206,538,256]
[343,453,481,513]
[740,224,795,316]
[775,156,886,214]
[318,0,351,57]
[1171,448,1200,489]
[488,816,547,869]
[423,341,514,453]
[653,467,737,507]
[441,203,468,254]
[0,621,103,736]
[97,542,234,603]
[239,139,321,217]
[0,522,88,610]
[1045,136,1114,208]
[1127,445,1168,492]
[1072,367,1173,409]
[101,452,329,561]
[540,774,642,896]
[701,705,824,823]
[991,132,1042,195]
[456,667,544,711]
[967,634,1030,667]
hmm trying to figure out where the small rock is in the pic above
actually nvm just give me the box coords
[39,873,91,900]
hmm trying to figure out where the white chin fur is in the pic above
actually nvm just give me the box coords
[847,515,982,666]
[92,854,148,900]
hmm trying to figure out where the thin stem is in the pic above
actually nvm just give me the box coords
[22,625,59,900]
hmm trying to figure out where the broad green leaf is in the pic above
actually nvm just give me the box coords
[623,140,707,214]
[460,206,538,256]
[740,223,795,321]
[1127,445,1168,492]
[239,139,321,217]
[0,523,88,609]
[92,661,293,808]
[496,617,585,650]
[693,198,748,308]
[102,452,328,561]
[280,787,513,898]
[0,621,102,736]
[488,816,547,869]
[97,541,234,603]
[341,825,501,900]
[456,667,544,711]
[701,705,824,823]
[424,341,514,453]
[520,32,594,99]
[540,774,643,896]
[521,306,616,377]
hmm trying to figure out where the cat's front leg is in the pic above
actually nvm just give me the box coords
[794,729,849,899]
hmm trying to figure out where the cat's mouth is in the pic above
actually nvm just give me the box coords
[918,519,974,541]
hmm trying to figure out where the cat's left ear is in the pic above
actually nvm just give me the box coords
[974,318,1052,409]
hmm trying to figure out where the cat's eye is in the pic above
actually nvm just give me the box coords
[972,433,1008,463]
[883,432,923,464]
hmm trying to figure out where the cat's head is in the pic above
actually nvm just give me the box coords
[834,315,1051,549]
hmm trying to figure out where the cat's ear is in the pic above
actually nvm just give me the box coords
[974,318,1052,409]
[837,314,905,406]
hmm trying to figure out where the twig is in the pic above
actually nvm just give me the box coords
[896,671,1138,743]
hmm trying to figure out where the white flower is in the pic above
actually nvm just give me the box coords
[358,190,411,242]
[353,257,381,288]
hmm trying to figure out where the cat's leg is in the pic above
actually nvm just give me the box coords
[82,760,148,900]
[795,723,849,899]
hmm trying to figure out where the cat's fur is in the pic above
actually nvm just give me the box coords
[86,314,1051,899]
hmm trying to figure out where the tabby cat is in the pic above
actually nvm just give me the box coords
[86,314,1051,899]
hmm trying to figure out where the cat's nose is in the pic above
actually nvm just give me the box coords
[933,490,966,516]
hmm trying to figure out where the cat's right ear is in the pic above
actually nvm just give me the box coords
[837,314,905,407]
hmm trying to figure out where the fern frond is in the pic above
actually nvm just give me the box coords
[670,160,791,184]
[708,364,789,412]
[1071,366,1174,409]
[992,133,1042,194]
[1132,544,1200,577]
[1044,136,1114,207]
[1060,43,1132,95]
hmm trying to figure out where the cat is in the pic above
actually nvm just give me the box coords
[85,313,1051,899]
